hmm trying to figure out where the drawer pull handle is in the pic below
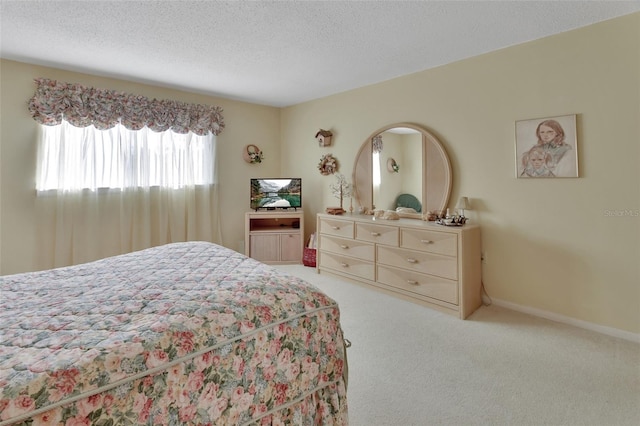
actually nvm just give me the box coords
[340,262,349,268]
[331,226,341,230]
[371,232,380,237]
[421,240,433,244]
[340,245,349,249]
[406,258,418,264]
[407,280,419,285]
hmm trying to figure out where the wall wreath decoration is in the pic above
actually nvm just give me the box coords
[318,154,338,175]
[387,158,399,173]
[243,144,264,164]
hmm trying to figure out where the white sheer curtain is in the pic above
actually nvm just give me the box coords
[372,151,382,207]
[36,122,221,267]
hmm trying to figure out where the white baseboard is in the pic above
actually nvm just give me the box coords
[491,298,640,344]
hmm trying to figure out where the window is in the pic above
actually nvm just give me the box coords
[373,151,381,187]
[29,79,225,265]
[37,121,215,192]
[29,78,224,193]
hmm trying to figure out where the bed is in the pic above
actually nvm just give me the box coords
[394,193,422,213]
[0,241,348,425]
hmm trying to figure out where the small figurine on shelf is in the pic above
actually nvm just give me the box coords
[423,211,439,221]
[436,214,467,226]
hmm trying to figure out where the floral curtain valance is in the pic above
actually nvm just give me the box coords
[28,78,225,135]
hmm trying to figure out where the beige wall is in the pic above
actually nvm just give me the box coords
[0,59,282,274]
[280,14,639,334]
[1,14,638,334]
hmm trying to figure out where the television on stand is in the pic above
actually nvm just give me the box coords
[250,178,302,211]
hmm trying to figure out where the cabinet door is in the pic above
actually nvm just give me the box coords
[251,234,280,262]
[280,233,301,262]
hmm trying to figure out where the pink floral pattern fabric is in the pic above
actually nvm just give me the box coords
[28,78,225,135]
[0,242,348,425]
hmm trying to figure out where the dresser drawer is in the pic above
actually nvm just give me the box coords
[318,251,375,281]
[318,235,374,261]
[377,265,458,305]
[377,245,458,280]
[356,222,399,246]
[318,217,354,238]
[400,228,457,256]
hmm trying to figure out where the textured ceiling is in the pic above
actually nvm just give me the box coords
[1,1,639,107]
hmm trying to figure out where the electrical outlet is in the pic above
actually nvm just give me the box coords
[481,252,487,264]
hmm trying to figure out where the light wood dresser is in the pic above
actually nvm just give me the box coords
[316,213,482,319]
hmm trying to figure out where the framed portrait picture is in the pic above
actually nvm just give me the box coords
[515,114,578,178]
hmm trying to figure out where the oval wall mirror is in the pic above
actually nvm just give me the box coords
[352,123,452,218]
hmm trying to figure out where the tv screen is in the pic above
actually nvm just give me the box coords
[251,178,302,210]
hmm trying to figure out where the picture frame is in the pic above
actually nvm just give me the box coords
[515,114,578,178]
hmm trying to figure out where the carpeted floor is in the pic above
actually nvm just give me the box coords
[275,264,640,426]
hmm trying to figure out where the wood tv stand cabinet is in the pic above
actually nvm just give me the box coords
[245,211,304,264]
[316,213,482,319]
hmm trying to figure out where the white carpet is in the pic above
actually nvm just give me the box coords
[275,265,640,426]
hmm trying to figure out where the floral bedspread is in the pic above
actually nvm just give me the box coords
[0,242,348,425]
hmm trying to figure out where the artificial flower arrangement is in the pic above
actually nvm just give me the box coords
[244,144,264,164]
[387,158,400,173]
[249,150,264,164]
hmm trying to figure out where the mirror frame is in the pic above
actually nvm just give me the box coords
[352,122,452,219]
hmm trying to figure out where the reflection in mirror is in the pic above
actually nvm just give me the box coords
[352,123,452,219]
[374,128,422,212]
